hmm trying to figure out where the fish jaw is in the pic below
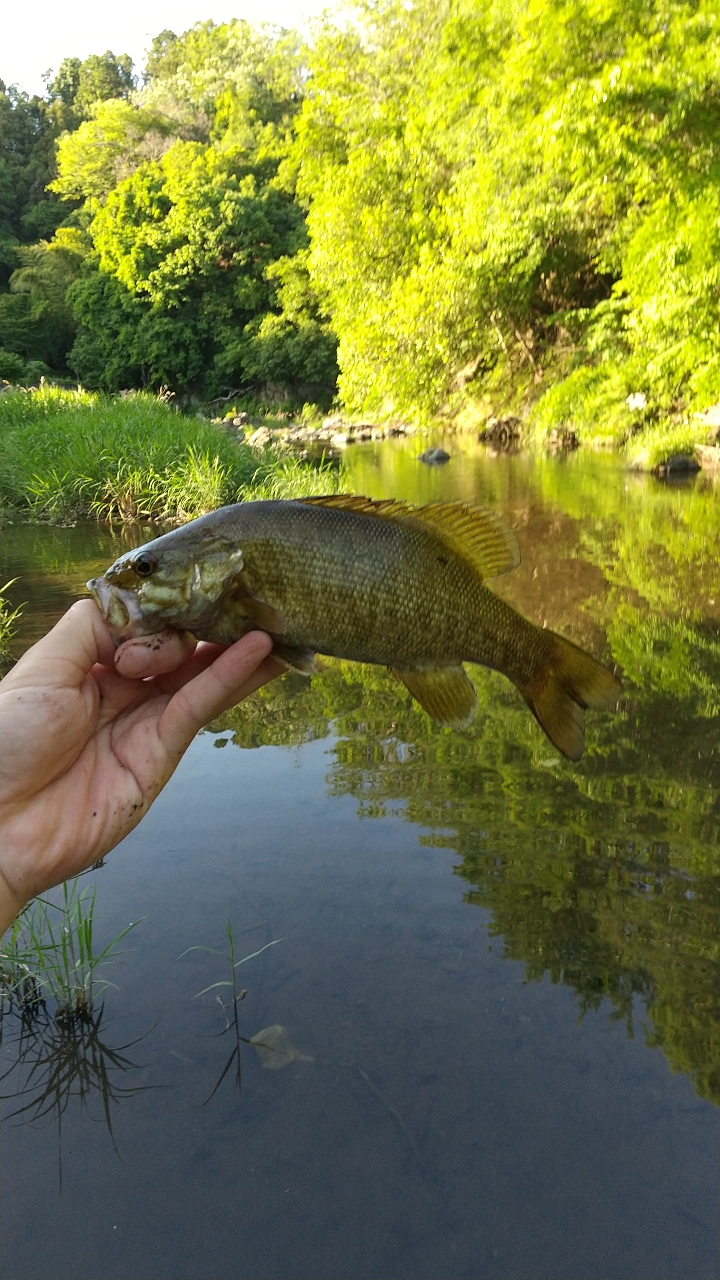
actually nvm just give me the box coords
[86,577,155,642]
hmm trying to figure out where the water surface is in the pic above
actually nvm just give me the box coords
[1,440,719,1279]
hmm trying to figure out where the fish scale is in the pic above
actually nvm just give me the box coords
[87,496,620,760]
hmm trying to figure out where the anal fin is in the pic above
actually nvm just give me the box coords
[390,665,478,728]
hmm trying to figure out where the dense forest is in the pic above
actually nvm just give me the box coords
[2,0,720,438]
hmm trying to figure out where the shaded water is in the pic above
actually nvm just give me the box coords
[1,440,719,1280]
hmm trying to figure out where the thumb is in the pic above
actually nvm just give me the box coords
[114,629,197,679]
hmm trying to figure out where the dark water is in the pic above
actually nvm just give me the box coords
[1,440,719,1280]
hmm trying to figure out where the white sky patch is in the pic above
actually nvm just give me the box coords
[0,0,334,97]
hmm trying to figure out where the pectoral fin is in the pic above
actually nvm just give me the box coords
[272,643,317,675]
[390,665,478,728]
[239,596,287,635]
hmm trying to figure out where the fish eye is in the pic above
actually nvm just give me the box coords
[133,553,157,579]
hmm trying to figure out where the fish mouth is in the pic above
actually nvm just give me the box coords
[87,578,147,642]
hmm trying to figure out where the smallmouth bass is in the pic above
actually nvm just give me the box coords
[87,495,620,759]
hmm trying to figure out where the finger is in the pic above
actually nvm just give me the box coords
[114,629,197,679]
[0,599,116,693]
[158,631,278,757]
[153,641,226,695]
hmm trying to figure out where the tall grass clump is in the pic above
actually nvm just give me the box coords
[0,879,148,1179]
[0,878,140,1023]
[238,450,343,500]
[0,579,23,665]
[0,386,343,523]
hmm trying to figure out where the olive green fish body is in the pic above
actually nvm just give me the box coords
[186,502,543,676]
[88,497,618,759]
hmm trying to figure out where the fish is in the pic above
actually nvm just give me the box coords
[87,495,620,760]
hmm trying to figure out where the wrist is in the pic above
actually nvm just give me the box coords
[0,868,26,937]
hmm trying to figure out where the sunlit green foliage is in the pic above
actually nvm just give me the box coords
[6,3,720,439]
[1,24,337,402]
[296,0,720,435]
[0,49,139,283]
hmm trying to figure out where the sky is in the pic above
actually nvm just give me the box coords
[0,0,333,97]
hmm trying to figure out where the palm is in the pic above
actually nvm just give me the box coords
[0,602,278,924]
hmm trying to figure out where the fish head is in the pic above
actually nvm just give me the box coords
[87,526,245,641]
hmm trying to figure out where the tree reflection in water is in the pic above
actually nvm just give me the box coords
[209,458,720,1109]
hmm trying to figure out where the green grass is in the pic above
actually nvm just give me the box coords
[0,386,343,523]
[624,422,708,471]
[0,579,23,662]
[0,879,150,1181]
[528,363,716,464]
[0,876,150,1178]
[0,877,141,1023]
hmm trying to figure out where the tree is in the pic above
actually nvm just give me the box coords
[0,84,65,287]
[49,22,337,399]
[1,22,338,396]
[295,0,720,426]
[0,230,85,370]
[73,52,134,118]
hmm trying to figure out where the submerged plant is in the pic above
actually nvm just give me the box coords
[179,922,283,1100]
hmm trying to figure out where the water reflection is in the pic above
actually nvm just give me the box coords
[5,441,720,1115]
[205,441,720,1109]
[0,1005,151,1184]
[180,926,287,1102]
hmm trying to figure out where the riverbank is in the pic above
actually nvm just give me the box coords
[264,404,720,476]
[3,385,718,528]
[0,386,342,524]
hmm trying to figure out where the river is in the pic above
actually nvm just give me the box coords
[1,437,719,1279]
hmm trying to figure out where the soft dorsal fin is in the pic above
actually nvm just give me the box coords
[300,495,520,580]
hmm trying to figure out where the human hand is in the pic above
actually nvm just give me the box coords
[0,601,281,934]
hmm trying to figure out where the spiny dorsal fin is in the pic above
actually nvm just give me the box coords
[300,495,410,519]
[390,665,479,728]
[300,495,520,580]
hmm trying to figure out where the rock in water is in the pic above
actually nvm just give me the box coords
[655,454,701,477]
[419,447,450,464]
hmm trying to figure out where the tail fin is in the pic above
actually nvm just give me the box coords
[516,633,620,761]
